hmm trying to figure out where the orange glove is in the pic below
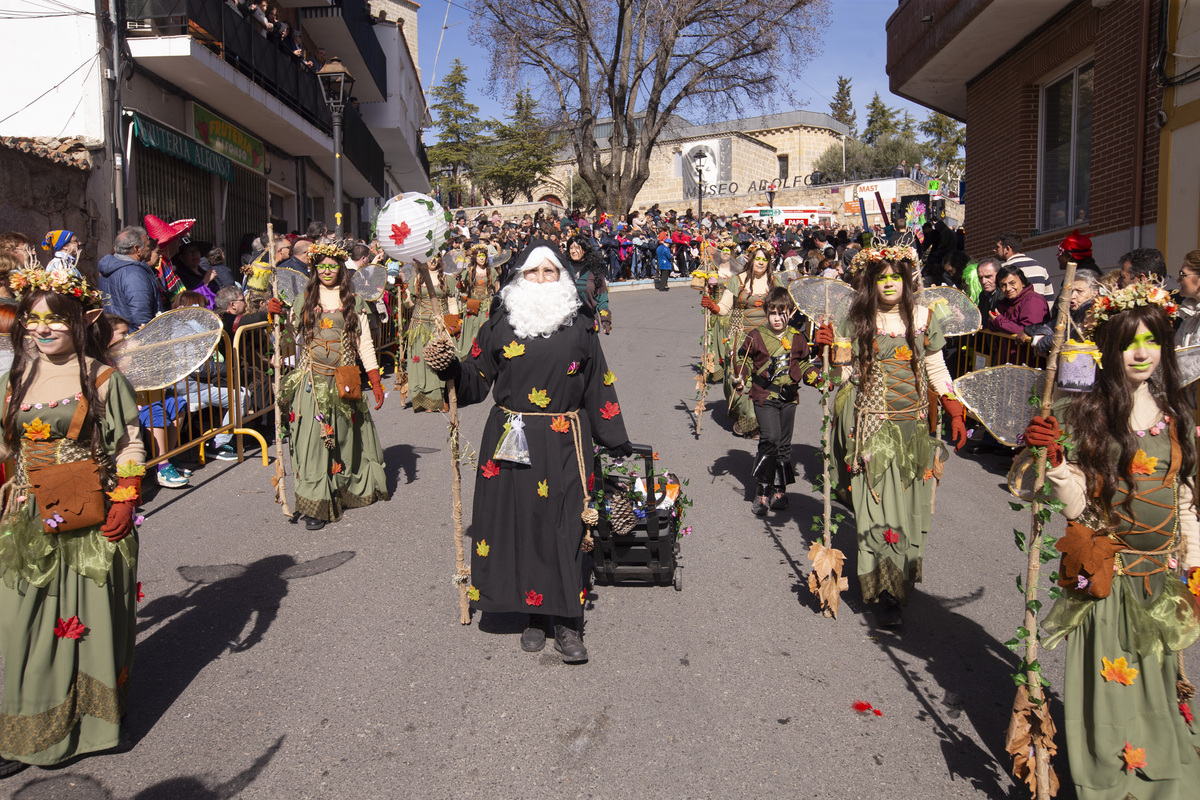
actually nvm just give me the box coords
[940,396,968,452]
[266,297,284,316]
[813,324,835,348]
[101,476,141,543]
[465,298,481,316]
[1024,415,1063,466]
[368,369,385,410]
[700,295,720,313]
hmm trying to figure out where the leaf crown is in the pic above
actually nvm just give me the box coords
[1090,278,1178,326]
[848,244,920,276]
[10,267,104,308]
[310,242,349,263]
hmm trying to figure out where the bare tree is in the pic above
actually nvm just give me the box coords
[472,0,829,216]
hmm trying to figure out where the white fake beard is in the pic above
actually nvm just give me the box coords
[501,272,581,339]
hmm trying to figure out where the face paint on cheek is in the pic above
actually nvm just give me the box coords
[1125,332,1161,352]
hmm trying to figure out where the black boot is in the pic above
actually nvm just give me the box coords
[877,591,903,628]
[769,488,789,510]
[521,614,547,652]
[0,757,28,778]
[751,484,771,516]
[770,463,793,509]
[304,515,326,531]
[553,617,588,663]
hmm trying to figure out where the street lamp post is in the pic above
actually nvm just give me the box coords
[316,58,356,239]
[694,151,707,222]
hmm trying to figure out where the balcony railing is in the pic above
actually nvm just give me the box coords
[127,0,384,195]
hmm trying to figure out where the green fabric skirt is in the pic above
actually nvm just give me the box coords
[407,321,446,412]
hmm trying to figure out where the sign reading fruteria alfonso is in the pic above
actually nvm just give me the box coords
[191,104,265,174]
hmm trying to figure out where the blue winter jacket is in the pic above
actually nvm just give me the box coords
[656,242,673,273]
[98,253,165,331]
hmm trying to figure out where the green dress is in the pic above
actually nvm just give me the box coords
[280,300,390,522]
[0,368,141,764]
[722,274,782,435]
[407,280,452,412]
[456,264,498,360]
[1043,414,1200,800]
[836,313,947,603]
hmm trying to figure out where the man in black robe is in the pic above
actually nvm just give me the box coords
[429,243,632,663]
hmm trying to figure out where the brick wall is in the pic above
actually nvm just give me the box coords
[963,0,1161,260]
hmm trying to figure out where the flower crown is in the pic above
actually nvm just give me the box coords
[468,243,490,260]
[1090,278,1178,326]
[747,241,775,261]
[309,242,349,263]
[848,244,920,275]
[11,267,104,308]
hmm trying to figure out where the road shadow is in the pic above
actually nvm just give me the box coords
[127,552,354,744]
[383,443,434,491]
[867,588,1056,800]
[10,736,285,800]
[709,448,755,500]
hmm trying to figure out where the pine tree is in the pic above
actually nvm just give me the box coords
[475,89,560,204]
[898,110,918,142]
[862,92,898,146]
[918,112,966,180]
[427,59,485,203]
[829,76,857,139]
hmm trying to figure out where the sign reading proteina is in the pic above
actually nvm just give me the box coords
[191,104,265,174]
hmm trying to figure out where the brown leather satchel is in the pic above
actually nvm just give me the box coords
[333,365,362,401]
[443,314,462,337]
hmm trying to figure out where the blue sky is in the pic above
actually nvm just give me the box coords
[415,0,930,141]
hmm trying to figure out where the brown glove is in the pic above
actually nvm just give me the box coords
[940,395,968,452]
[368,368,385,410]
[813,324,835,348]
[266,297,284,317]
[1024,415,1063,466]
[101,476,141,543]
[700,295,720,313]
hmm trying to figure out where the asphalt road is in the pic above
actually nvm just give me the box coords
[5,284,1196,800]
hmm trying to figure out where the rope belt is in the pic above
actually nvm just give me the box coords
[498,405,598,551]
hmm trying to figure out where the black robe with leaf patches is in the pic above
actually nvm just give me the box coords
[454,312,629,618]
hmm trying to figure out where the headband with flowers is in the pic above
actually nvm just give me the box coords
[468,243,490,260]
[848,244,920,276]
[11,267,104,309]
[746,241,775,262]
[309,242,349,263]
[1089,278,1178,326]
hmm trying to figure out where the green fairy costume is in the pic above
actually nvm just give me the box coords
[455,257,498,360]
[280,287,390,522]
[720,270,783,436]
[0,361,143,765]
[405,272,453,412]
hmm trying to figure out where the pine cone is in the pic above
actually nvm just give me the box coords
[422,338,456,372]
[608,494,638,537]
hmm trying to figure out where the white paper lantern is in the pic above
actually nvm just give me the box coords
[376,192,453,264]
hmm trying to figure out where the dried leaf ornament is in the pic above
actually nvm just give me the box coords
[1130,449,1158,476]
[1189,569,1200,597]
[503,341,525,359]
[1004,688,1061,796]
[331,462,343,475]
[806,542,849,618]
[883,528,899,544]
[528,388,550,408]
[894,345,914,361]
[1101,656,1139,686]
[476,540,490,557]
[470,339,482,359]
[54,615,87,640]
[600,401,620,420]
[551,415,570,433]
[319,317,334,330]
[107,486,138,503]
[481,460,500,479]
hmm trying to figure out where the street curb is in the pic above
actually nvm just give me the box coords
[608,277,693,294]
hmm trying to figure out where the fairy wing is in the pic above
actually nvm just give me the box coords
[953,365,1043,448]
[915,285,983,337]
[274,268,309,308]
[489,249,512,270]
[788,276,855,326]
[110,307,225,391]
[1176,344,1200,387]
[351,264,387,302]
[440,249,467,277]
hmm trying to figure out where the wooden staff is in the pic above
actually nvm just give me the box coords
[821,281,834,549]
[694,303,713,436]
[419,263,470,624]
[1019,260,1077,799]
[268,224,291,517]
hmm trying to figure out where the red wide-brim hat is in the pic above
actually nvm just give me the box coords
[145,214,196,245]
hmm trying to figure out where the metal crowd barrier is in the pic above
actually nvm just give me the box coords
[950,329,1048,375]
[229,319,290,463]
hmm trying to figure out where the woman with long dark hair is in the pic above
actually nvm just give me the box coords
[565,234,611,334]
[1026,286,1200,799]
[456,244,499,358]
[405,257,456,412]
[0,269,144,773]
[268,243,389,530]
[813,251,967,627]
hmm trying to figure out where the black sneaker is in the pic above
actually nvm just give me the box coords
[751,495,769,516]
[769,491,789,510]
[0,757,28,778]
[553,623,589,663]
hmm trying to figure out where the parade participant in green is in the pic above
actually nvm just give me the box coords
[456,244,498,359]
[1026,282,1200,800]
[427,242,632,664]
[268,242,389,530]
[405,257,457,412]
[732,287,812,515]
[813,249,967,627]
[0,268,144,773]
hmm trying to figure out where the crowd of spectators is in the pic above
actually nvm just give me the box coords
[226,0,326,72]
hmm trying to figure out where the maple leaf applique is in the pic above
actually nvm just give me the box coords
[54,615,87,640]
[319,317,334,330]
[468,585,480,602]
[23,417,51,441]
[1101,656,1139,685]
[852,701,883,717]
[600,401,620,420]
[894,345,914,361]
[883,528,899,544]
[481,460,500,479]
[137,582,145,602]
[503,341,525,359]
[476,540,490,557]
[1181,701,1195,725]
[1122,742,1147,772]
[107,486,138,503]
[390,221,412,246]
[603,370,616,386]
[580,589,587,605]
[1130,449,1158,476]
[331,462,343,475]
[528,388,550,408]
[1189,569,1200,597]
[470,338,482,359]
[524,589,544,607]
[551,415,570,433]
[537,480,548,497]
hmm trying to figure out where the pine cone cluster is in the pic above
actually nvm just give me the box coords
[422,338,456,372]
[608,494,638,537]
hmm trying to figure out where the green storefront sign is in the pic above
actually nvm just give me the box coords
[191,105,265,174]
[132,113,234,182]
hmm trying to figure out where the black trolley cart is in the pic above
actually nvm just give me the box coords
[590,443,683,591]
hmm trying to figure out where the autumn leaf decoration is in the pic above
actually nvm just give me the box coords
[1101,656,1139,685]
[468,585,480,602]
[524,589,544,607]
[1130,449,1158,476]
[470,338,482,359]
[580,589,587,605]
[807,542,849,618]
[551,415,570,433]
[1005,688,1061,795]
[107,486,138,503]
[852,701,883,717]
[883,528,899,545]
[528,388,550,408]
[475,540,489,557]
[1189,569,1200,597]
[503,341,525,359]
[1123,742,1147,772]
[137,582,145,602]
[54,615,87,640]
[390,221,412,246]
[894,345,914,361]
[481,460,500,479]
[23,417,50,441]
[600,401,620,420]
[603,370,616,386]
[319,317,334,330]
[331,462,343,475]
[537,480,548,498]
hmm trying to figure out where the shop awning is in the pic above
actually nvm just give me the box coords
[131,112,234,182]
